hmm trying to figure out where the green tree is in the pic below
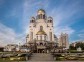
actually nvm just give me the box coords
[75,42,84,50]
[69,45,76,50]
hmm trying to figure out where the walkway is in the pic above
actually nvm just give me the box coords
[29,53,54,61]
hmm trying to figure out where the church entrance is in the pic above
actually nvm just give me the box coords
[36,45,46,53]
[38,49,45,53]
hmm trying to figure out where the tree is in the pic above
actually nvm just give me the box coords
[75,42,84,50]
[69,45,76,50]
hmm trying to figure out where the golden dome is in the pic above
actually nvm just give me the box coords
[36,30,46,35]
[38,9,45,12]
[37,9,45,15]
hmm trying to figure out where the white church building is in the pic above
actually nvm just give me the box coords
[26,9,57,43]
[26,9,69,53]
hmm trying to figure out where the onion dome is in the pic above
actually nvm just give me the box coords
[37,9,45,14]
[36,30,46,35]
[48,17,53,23]
[30,17,35,23]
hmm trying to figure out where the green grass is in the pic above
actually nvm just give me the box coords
[0,58,26,62]
[0,52,28,62]
[0,58,13,62]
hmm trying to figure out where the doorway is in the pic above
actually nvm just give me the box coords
[38,49,45,53]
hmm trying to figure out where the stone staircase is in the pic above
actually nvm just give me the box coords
[29,53,54,61]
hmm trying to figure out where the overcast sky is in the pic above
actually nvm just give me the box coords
[0,0,84,46]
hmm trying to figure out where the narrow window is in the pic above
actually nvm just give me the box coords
[37,36,38,40]
[40,26,43,31]
[30,32,33,40]
[43,15,45,19]
[49,32,52,41]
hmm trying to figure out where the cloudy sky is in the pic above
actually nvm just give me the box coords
[0,0,84,46]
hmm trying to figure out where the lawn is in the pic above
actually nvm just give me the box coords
[0,52,32,62]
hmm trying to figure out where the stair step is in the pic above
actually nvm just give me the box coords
[29,53,54,61]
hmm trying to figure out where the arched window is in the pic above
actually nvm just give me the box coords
[38,15,40,19]
[32,20,34,22]
[40,42,43,45]
[40,35,42,41]
[43,15,45,19]
[38,14,45,19]
[44,35,46,40]
[30,32,33,41]
[49,32,52,41]
[40,14,43,19]
[50,20,52,23]
[30,19,36,23]
[37,36,38,40]
[40,26,43,31]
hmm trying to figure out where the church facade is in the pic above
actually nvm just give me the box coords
[26,9,57,43]
[26,9,69,53]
